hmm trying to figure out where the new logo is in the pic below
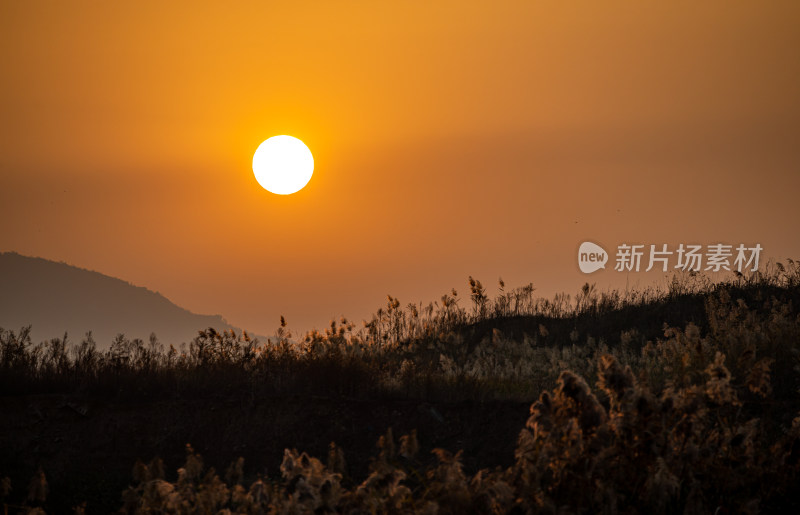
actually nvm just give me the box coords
[578,242,608,274]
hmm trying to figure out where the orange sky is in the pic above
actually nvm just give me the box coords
[2,1,799,337]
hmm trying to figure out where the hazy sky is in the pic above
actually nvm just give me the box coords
[2,1,799,337]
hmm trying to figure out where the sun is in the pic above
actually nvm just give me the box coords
[252,135,314,195]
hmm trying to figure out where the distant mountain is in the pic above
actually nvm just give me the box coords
[0,252,260,348]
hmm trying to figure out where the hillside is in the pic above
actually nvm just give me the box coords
[1,264,799,513]
[0,252,259,347]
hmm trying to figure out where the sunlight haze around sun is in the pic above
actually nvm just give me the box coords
[252,136,314,195]
[2,0,799,336]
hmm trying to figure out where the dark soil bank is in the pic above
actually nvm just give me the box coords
[0,393,530,513]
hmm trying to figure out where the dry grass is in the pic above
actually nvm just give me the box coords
[2,260,800,512]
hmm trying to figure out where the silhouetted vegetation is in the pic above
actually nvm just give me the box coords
[2,260,800,512]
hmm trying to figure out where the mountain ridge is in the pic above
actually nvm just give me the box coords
[0,251,263,348]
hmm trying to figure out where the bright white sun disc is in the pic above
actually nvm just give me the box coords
[252,136,314,195]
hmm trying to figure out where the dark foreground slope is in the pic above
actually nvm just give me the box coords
[1,268,799,513]
[0,252,258,348]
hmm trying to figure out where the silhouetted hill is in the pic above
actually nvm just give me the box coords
[0,252,260,347]
[1,266,799,513]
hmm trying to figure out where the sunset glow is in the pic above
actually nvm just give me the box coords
[2,2,800,512]
[1,0,798,337]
